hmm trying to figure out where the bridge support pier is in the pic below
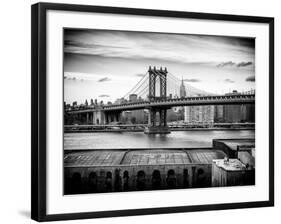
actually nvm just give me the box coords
[145,66,170,134]
[145,108,170,134]
[92,110,105,125]
[86,113,89,124]
[104,111,121,124]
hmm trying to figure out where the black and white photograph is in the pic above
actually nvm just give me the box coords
[28,2,275,222]
[63,29,256,194]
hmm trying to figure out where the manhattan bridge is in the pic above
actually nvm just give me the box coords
[66,66,255,134]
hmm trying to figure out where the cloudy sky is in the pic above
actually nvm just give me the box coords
[64,29,255,104]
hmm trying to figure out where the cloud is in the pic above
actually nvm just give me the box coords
[216,61,235,68]
[64,76,77,81]
[99,94,110,97]
[66,77,87,82]
[184,78,200,82]
[224,79,235,83]
[237,61,253,67]
[97,77,111,82]
[217,61,254,68]
[245,76,255,82]
[64,29,255,66]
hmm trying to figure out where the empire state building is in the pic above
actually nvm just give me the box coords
[180,78,186,98]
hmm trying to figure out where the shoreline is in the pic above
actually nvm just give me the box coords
[64,127,255,133]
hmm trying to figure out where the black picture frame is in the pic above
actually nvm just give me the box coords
[31,2,274,222]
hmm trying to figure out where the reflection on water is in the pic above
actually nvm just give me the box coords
[64,130,255,150]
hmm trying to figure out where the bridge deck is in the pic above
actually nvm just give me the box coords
[67,94,255,114]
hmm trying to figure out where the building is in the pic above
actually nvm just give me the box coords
[167,108,184,122]
[212,138,255,158]
[129,94,138,102]
[180,79,214,124]
[64,148,226,194]
[184,105,214,124]
[202,105,214,124]
[211,138,255,187]
[237,146,255,169]
[223,105,242,123]
[211,158,255,187]
[244,104,255,122]
[64,138,255,194]
[214,105,224,123]
[115,97,127,104]
[214,104,255,124]
[121,110,147,124]
[178,78,189,123]
[179,78,187,98]
[222,90,255,123]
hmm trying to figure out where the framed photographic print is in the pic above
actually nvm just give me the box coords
[31,2,274,222]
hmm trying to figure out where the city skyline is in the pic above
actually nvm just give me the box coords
[64,29,255,104]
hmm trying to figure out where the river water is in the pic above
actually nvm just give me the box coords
[64,130,255,150]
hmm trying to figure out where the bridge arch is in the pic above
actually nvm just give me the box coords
[166,169,176,188]
[71,172,82,193]
[123,171,129,191]
[152,170,162,189]
[114,169,122,192]
[88,172,97,192]
[183,169,189,187]
[105,171,112,192]
[136,170,146,190]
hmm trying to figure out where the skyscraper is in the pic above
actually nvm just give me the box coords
[223,105,242,123]
[214,105,224,123]
[179,78,189,123]
[184,105,214,124]
[180,78,187,98]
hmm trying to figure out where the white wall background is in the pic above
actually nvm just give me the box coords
[0,0,279,223]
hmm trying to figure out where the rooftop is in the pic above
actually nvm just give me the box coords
[122,149,226,165]
[213,159,246,171]
[64,151,126,167]
[64,149,226,167]
[214,139,255,152]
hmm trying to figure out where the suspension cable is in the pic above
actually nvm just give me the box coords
[122,71,148,99]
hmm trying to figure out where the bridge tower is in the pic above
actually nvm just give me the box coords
[145,66,170,134]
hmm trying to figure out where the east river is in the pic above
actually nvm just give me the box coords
[64,130,255,150]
